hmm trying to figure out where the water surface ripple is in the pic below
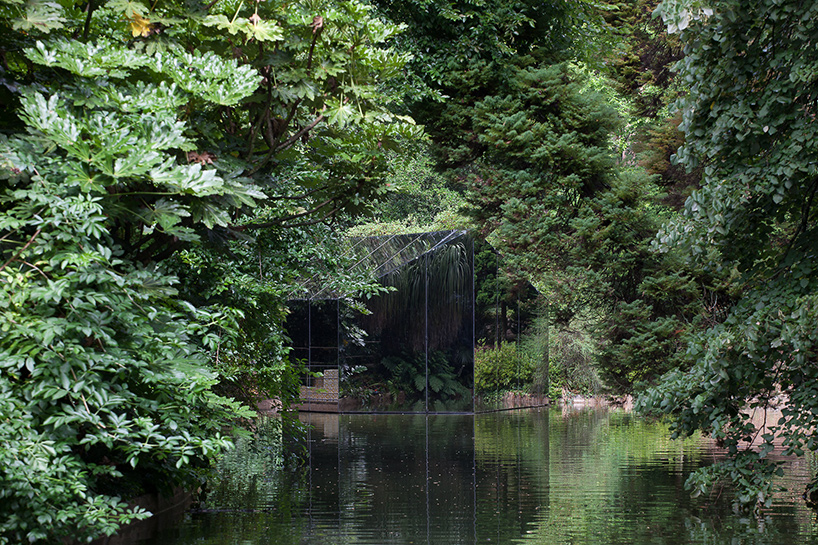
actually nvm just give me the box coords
[142,408,818,545]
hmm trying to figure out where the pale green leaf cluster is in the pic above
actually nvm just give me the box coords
[653,0,713,33]
[150,50,260,106]
[203,13,284,42]
[8,0,67,32]
[0,162,254,541]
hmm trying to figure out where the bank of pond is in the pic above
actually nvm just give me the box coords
[108,407,818,545]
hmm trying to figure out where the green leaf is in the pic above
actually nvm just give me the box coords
[249,18,284,42]
[25,39,148,78]
[150,163,225,196]
[203,14,246,35]
[327,99,357,128]
[105,0,148,17]
[151,50,259,106]
[12,0,66,32]
[147,198,190,230]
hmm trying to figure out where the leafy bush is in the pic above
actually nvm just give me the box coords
[348,149,471,236]
[475,316,603,398]
[474,342,535,393]
[0,0,418,538]
[382,351,470,401]
[198,417,299,513]
[547,326,603,396]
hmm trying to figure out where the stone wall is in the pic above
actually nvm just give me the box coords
[299,368,339,403]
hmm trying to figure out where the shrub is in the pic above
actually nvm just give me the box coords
[547,326,603,396]
[474,342,535,393]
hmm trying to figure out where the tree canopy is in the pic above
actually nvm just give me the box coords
[2,0,818,537]
[637,0,818,509]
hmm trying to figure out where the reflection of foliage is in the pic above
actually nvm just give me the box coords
[364,238,471,353]
[474,343,535,393]
[474,240,541,347]
[546,323,602,396]
[200,417,305,513]
[349,149,470,233]
[518,410,812,544]
[475,315,601,397]
[475,410,706,545]
[382,351,470,401]
[339,299,370,350]
[162,410,818,544]
[339,366,384,408]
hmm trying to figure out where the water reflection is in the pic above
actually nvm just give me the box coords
[141,408,818,545]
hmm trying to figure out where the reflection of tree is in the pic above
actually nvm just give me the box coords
[510,409,818,545]
[382,351,471,403]
[363,239,471,354]
[527,410,699,544]
[342,235,474,411]
[474,409,707,544]
[163,412,818,544]
[335,415,477,542]
[176,417,311,545]
[475,411,551,543]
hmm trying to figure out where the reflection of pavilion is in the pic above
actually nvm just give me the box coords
[288,231,476,413]
[298,411,551,544]
[287,230,549,414]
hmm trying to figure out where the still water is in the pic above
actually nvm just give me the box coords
[141,408,818,545]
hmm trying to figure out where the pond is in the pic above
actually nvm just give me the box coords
[133,407,818,545]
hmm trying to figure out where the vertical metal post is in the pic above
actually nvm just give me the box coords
[424,251,429,413]
[425,414,430,544]
[472,414,477,541]
[470,235,475,413]
[495,251,500,348]
[308,300,312,413]
[517,297,521,392]
[336,298,341,413]
[544,301,550,400]
[494,251,500,401]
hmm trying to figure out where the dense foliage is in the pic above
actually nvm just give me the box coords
[474,342,537,394]
[2,0,817,533]
[0,36,257,544]
[367,0,818,510]
[637,0,818,509]
[0,0,413,541]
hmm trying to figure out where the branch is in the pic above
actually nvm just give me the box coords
[276,114,325,152]
[134,233,177,264]
[307,16,324,71]
[276,212,339,229]
[246,96,273,160]
[265,185,327,201]
[779,175,818,268]
[247,111,324,176]
[20,260,49,280]
[237,198,336,229]
[0,228,42,274]
[82,0,96,42]
[281,98,302,140]
[152,239,184,262]
[245,15,322,169]
[263,111,276,150]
